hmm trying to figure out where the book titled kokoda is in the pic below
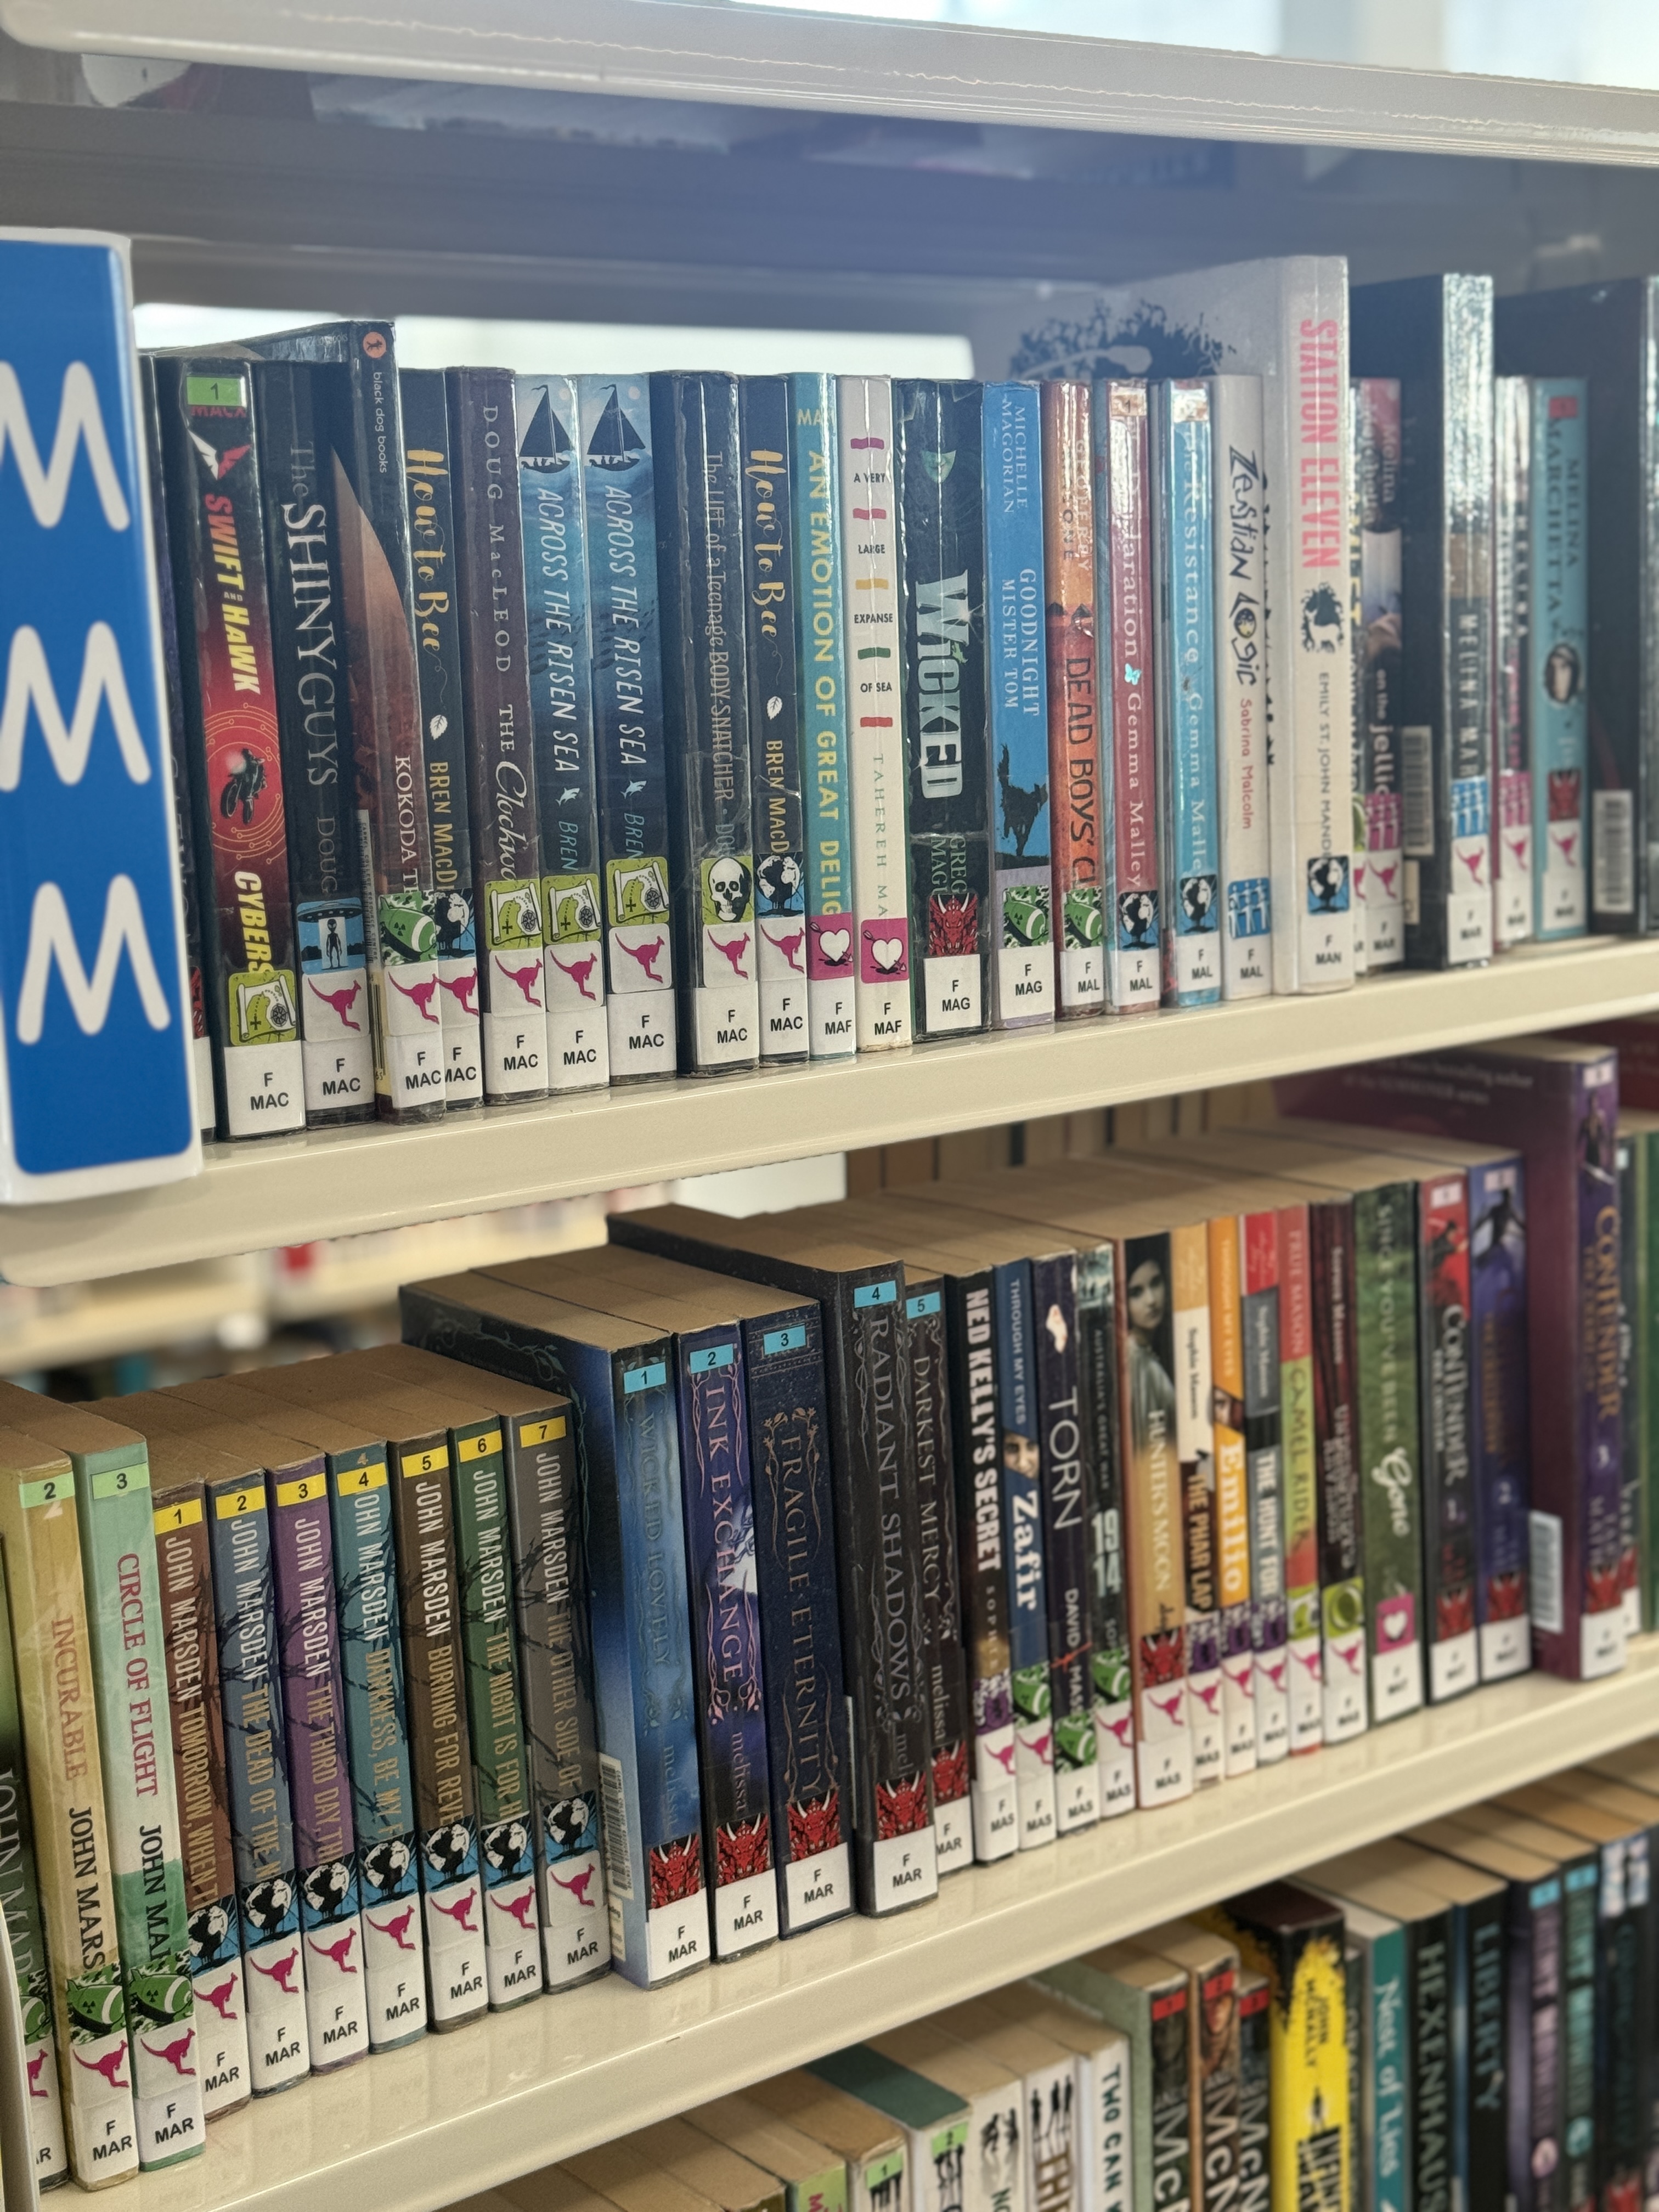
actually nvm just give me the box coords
[984,381,1055,1029]
[516,374,611,1091]
[1209,374,1273,1000]
[252,361,375,1126]
[737,377,810,1063]
[652,373,761,1074]
[577,378,677,1079]
[240,324,446,1121]
[1152,382,1222,1009]
[894,379,990,1042]
[448,367,550,1100]
[1094,381,1160,1015]
[791,373,856,1058]
[156,357,304,1138]
[400,368,483,1105]
[1042,379,1106,1018]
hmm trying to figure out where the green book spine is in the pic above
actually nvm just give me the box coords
[1353,1183,1425,1724]
[1279,1205,1325,1753]
[0,1562,68,2187]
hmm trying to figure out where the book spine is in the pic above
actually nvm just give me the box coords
[903,1285,974,1871]
[738,377,811,1062]
[1466,1153,1532,1680]
[1410,1918,1453,2212]
[1417,1170,1480,1702]
[159,359,305,1138]
[515,373,611,1092]
[387,1435,487,2027]
[1118,1227,1195,1806]
[151,1483,249,2116]
[1349,382,1368,982]
[0,1550,69,2183]
[1154,383,1222,1009]
[1354,376,1406,968]
[327,325,444,1124]
[1650,1132,1659,1641]
[576,376,678,1079]
[1310,1199,1369,1742]
[1194,1951,1242,2212]
[1352,1182,1426,1723]
[895,377,991,1042]
[1170,1222,1223,1788]
[1208,1212,1259,1779]
[1466,1884,1509,2212]
[1022,2044,1082,2212]
[324,1451,430,2046]
[1618,1136,1643,1640]
[1150,1976,1194,2212]
[1096,381,1160,1014]
[400,367,485,1105]
[1594,1836,1644,2212]
[1278,1201,1325,1752]
[448,366,550,1101]
[253,360,376,1128]
[1345,1940,1363,2212]
[1564,1858,1599,2212]
[1511,1874,1560,2212]
[788,371,857,1058]
[1240,1209,1290,1766]
[1074,1244,1135,1815]
[742,1306,855,1932]
[1210,374,1272,1000]
[268,1467,369,2069]
[1042,379,1106,1017]
[839,375,914,1049]
[1030,1253,1099,1833]
[1268,1917,1350,2212]
[75,1443,204,2164]
[1493,376,1534,949]
[1236,1974,1271,2212]
[984,380,1056,1027]
[943,1274,1018,1859]
[673,1321,778,1956]
[1532,379,1590,940]
[1368,1923,1410,2212]
[497,1403,608,1985]
[206,1476,310,2094]
[448,1423,541,2007]
[996,1259,1057,1849]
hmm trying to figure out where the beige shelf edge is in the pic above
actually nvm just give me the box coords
[4,936,1656,1289]
[135,1635,1659,2212]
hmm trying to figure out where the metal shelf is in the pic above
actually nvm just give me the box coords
[130,1635,1659,2212]
[2,935,1654,1288]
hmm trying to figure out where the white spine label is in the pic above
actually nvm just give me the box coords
[221,1039,304,1138]
[784,1840,851,1927]
[870,1824,939,1912]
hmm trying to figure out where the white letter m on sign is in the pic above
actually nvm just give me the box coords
[15,877,170,1043]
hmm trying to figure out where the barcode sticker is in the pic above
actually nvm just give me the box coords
[1530,1510,1564,1636]
[1593,789,1635,916]
[1402,727,1435,856]
[597,1752,633,1901]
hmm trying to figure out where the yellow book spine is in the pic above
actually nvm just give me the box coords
[1201,1906,1348,2212]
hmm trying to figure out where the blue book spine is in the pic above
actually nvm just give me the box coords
[788,371,856,1060]
[983,381,1055,1028]
[1155,381,1222,1006]
[674,1319,777,1958]
[326,1449,428,2050]
[1530,379,1588,939]
[0,235,198,1199]
[995,1258,1056,1850]
[206,1478,310,2095]
[742,1304,854,1937]
[1369,1921,1410,2212]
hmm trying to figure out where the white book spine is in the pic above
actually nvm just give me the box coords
[1210,375,1273,999]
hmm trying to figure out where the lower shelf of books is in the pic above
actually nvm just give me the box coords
[128,1632,1659,2212]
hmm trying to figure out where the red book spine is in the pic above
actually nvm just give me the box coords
[1101,382,1159,1013]
[1042,380,1103,1018]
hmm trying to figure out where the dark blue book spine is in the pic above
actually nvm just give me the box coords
[943,1271,1018,1859]
[741,1305,853,1938]
[675,1318,777,1958]
[1469,1152,1532,1680]
[904,1284,972,1874]
[1029,1251,1099,1834]
[996,1258,1056,1850]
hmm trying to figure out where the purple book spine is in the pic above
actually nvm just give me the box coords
[1570,1057,1626,1678]
[271,1471,370,2067]
[1469,1153,1533,1682]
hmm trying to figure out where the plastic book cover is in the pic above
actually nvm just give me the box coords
[1308,1195,1369,1744]
[738,377,810,1062]
[1207,1214,1259,1779]
[983,381,1054,1028]
[157,356,304,1139]
[1152,382,1222,1009]
[685,2091,851,2212]
[744,2070,906,2212]
[1073,1245,1135,1815]
[838,375,913,1050]
[808,2050,968,2212]
[1039,1944,1187,2212]
[923,1998,1078,2212]
[1094,381,1160,1014]
[903,1280,974,1870]
[1530,379,1589,940]
[1170,1223,1223,1786]
[894,378,990,1043]
[1235,1972,1269,2212]
[251,360,375,1126]
[788,373,856,1059]
[1412,1170,1479,1702]
[865,2021,1017,2212]
[1239,1208,1290,1764]
[1618,1135,1641,1639]
[515,372,611,1093]
[990,1985,1132,2212]
[0,1548,69,2185]
[400,367,483,1104]
[575,376,678,1079]
[239,322,445,1122]
[1277,1201,1325,1753]
[1468,1154,1537,1680]
[1157,1927,1242,2212]
[1041,379,1105,1017]
[995,1256,1057,1850]
[1029,1251,1099,1833]
[448,366,549,1102]
[1493,376,1532,949]
[1117,1229,1195,1807]
[1353,375,1405,968]
[1348,383,1367,980]
[1344,1178,1426,1724]
[1210,373,1272,999]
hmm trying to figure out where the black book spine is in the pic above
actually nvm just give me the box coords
[1076,1240,1135,1815]
[447,366,549,1103]
[1511,1870,1562,2212]
[903,1281,972,1875]
[943,1269,1018,1860]
[1353,375,1404,970]
[400,366,484,1108]
[1465,1884,1509,2212]
[895,377,991,1042]
[1030,1250,1098,1835]
[252,360,375,1127]
[651,372,760,1073]
[1412,1912,1456,2212]
[1596,1837,1646,2212]
[738,377,810,1062]
[1561,1854,1599,2212]
[1236,1975,1271,2212]
[1310,1197,1368,1744]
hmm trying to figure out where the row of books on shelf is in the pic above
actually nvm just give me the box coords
[470,1758,1659,2212]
